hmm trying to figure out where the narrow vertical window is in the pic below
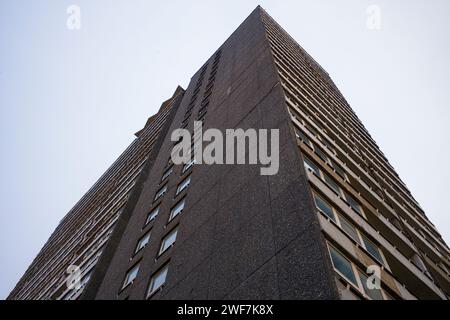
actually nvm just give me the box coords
[159,227,178,255]
[169,198,185,221]
[313,193,336,222]
[146,206,160,225]
[329,246,357,286]
[303,156,320,177]
[359,273,384,300]
[176,175,191,195]
[361,234,384,264]
[345,192,363,216]
[147,264,169,297]
[154,185,167,201]
[338,215,361,245]
[135,232,151,254]
[122,262,140,289]
[161,166,173,182]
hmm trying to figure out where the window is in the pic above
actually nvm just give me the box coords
[176,175,191,195]
[324,174,341,196]
[359,273,384,300]
[159,227,178,255]
[315,147,329,164]
[146,206,160,224]
[331,160,347,180]
[361,235,384,264]
[169,198,185,221]
[161,166,173,182]
[303,156,320,177]
[135,232,151,254]
[295,129,311,146]
[122,262,140,289]
[322,138,335,153]
[147,264,169,297]
[307,124,319,137]
[338,215,361,245]
[154,185,167,201]
[345,192,363,216]
[313,193,336,222]
[182,158,195,173]
[329,246,357,286]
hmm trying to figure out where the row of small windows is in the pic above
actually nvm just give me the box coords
[295,127,348,182]
[196,49,222,124]
[122,259,171,297]
[146,190,187,225]
[120,153,194,297]
[288,90,425,229]
[266,24,389,179]
[154,174,191,203]
[290,110,336,155]
[313,191,384,266]
[296,118,436,243]
[299,121,444,258]
[184,65,208,122]
[303,155,364,217]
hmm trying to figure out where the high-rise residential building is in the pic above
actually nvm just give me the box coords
[9,6,449,300]
[7,87,185,300]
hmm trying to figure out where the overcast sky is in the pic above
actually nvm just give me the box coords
[1,0,449,299]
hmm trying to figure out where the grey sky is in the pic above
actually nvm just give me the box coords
[0,0,449,299]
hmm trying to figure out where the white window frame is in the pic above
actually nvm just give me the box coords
[146,206,160,225]
[169,198,185,221]
[147,264,169,297]
[176,176,191,195]
[159,227,178,255]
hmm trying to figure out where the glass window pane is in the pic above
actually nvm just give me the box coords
[159,228,178,254]
[313,193,336,222]
[360,273,384,300]
[304,156,320,176]
[332,161,347,180]
[324,174,341,196]
[123,263,140,288]
[307,125,318,137]
[339,215,361,245]
[176,176,191,195]
[182,158,195,173]
[322,139,335,153]
[295,129,311,146]
[135,232,151,253]
[329,247,357,285]
[345,193,363,215]
[154,185,167,201]
[148,265,169,296]
[315,147,329,163]
[362,235,383,264]
[169,199,185,221]
[146,206,160,224]
[161,167,173,181]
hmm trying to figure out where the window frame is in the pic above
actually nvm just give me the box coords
[121,262,141,290]
[176,175,191,196]
[313,192,336,222]
[158,227,179,256]
[147,263,170,298]
[169,198,186,222]
[328,244,358,287]
[134,231,151,254]
[145,205,160,225]
[160,166,173,182]
[154,184,168,201]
